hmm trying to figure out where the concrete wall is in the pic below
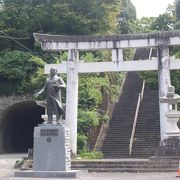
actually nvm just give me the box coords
[0,95,33,114]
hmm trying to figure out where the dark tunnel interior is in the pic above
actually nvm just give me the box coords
[0,101,44,153]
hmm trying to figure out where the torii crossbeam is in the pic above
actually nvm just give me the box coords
[34,30,180,155]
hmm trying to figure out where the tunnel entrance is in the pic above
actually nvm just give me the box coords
[0,101,44,153]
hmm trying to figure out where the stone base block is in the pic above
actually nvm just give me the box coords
[15,170,87,179]
[155,137,180,156]
[33,125,71,171]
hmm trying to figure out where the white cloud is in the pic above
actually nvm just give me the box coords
[131,0,175,18]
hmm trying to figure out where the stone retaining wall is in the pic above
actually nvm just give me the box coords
[0,95,33,113]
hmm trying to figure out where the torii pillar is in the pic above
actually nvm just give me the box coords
[66,49,79,155]
[158,45,171,140]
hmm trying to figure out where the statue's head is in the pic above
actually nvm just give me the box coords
[50,67,57,76]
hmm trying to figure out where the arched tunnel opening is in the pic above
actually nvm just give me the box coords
[0,101,44,153]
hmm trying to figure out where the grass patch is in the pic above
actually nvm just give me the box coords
[77,151,103,159]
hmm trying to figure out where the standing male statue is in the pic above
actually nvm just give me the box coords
[34,67,66,125]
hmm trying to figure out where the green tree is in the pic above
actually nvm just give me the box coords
[117,0,136,34]
[151,13,175,31]
[131,17,156,33]
[0,0,113,52]
[0,50,45,94]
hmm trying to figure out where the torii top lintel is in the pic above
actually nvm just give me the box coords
[34,30,180,51]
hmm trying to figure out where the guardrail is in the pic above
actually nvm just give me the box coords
[129,80,145,156]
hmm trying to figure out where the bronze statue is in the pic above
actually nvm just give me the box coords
[34,67,66,124]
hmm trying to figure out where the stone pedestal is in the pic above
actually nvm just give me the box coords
[15,170,87,178]
[15,124,87,179]
[160,85,180,139]
[33,124,71,171]
[165,111,180,137]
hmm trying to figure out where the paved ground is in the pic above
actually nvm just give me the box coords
[0,154,179,180]
[5,172,180,180]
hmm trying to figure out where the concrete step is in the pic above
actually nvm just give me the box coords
[71,159,179,172]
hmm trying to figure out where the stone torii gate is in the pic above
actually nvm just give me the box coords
[34,30,180,155]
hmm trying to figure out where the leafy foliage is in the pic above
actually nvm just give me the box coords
[117,0,136,34]
[130,17,156,33]
[151,13,175,31]
[77,52,124,152]
[78,109,100,134]
[0,50,45,94]
[77,133,88,152]
[139,71,158,90]
[0,0,113,52]
[77,151,103,159]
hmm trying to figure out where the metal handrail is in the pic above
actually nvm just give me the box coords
[129,80,145,156]
[140,80,145,101]
[149,48,153,60]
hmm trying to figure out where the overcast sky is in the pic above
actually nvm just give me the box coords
[131,0,175,18]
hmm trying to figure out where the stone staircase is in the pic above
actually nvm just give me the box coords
[131,86,160,157]
[71,157,178,172]
[101,72,143,158]
[101,76,160,158]
[101,47,161,159]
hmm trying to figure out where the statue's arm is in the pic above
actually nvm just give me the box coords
[34,81,47,97]
[38,85,46,94]
[60,77,66,88]
[56,77,66,89]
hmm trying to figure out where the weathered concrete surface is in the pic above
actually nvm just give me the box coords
[0,154,26,179]
[34,30,180,51]
[33,125,71,171]
[0,95,32,114]
[14,170,87,179]
[7,171,180,180]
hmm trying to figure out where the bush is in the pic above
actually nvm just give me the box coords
[77,133,88,153]
[78,151,103,159]
[78,109,100,135]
